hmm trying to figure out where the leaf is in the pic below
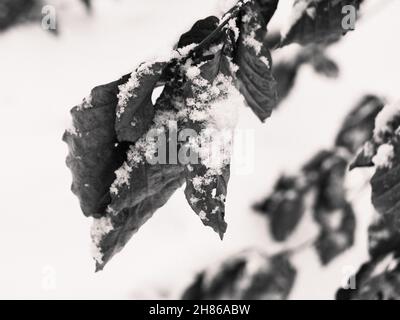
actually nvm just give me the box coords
[182,250,296,300]
[335,95,384,154]
[281,0,363,47]
[177,16,220,48]
[115,62,166,143]
[95,165,185,271]
[181,47,234,239]
[255,175,307,242]
[63,76,131,217]
[337,252,400,300]
[184,165,229,239]
[370,139,400,222]
[369,214,400,259]
[312,152,356,264]
[235,0,278,122]
[314,202,356,265]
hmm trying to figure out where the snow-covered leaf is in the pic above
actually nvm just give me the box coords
[94,165,185,271]
[281,0,363,47]
[182,250,296,300]
[235,0,278,121]
[181,48,236,239]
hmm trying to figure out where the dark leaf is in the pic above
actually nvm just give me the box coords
[95,165,185,271]
[177,16,220,49]
[184,165,229,239]
[235,0,278,121]
[63,76,130,217]
[182,250,296,300]
[314,203,356,265]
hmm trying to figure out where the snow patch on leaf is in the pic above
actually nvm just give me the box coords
[372,144,394,169]
[90,216,114,264]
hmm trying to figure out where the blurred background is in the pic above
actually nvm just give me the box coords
[0,0,399,299]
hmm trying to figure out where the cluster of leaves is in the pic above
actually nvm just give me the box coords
[337,99,400,299]
[64,0,363,271]
[255,95,384,265]
[182,250,296,300]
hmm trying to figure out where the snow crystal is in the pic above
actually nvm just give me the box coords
[110,162,133,195]
[372,143,394,168]
[373,100,400,141]
[91,216,114,264]
[116,62,154,118]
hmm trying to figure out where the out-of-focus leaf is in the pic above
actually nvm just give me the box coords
[255,176,307,241]
[182,250,296,300]
[272,45,339,106]
[337,252,400,300]
[0,0,37,31]
[235,0,278,121]
[369,214,400,259]
[311,152,355,264]
[314,202,356,265]
[281,0,363,47]
[63,76,130,217]
[336,95,384,154]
